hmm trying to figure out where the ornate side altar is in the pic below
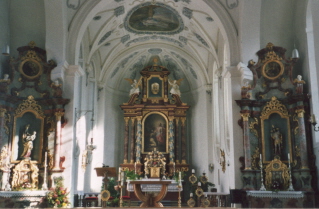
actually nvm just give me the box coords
[0,42,69,207]
[236,43,317,208]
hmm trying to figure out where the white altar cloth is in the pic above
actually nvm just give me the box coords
[246,191,304,199]
[126,179,183,192]
[0,191,48,198]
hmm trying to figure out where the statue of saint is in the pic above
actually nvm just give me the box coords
[168,78,183,97]
[125,78,141,96]
[271,125,283,156]
[21,124,36,159]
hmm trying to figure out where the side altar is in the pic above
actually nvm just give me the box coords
[236,43,317,208]
[0,42,69,207]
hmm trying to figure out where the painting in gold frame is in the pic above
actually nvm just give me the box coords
[142,112,168,154]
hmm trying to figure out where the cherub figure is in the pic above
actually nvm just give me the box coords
[125,78,142,96]
[168,78,183,97]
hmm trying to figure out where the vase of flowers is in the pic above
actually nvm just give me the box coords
[46,176,70,208]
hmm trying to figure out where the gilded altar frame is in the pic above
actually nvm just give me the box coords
[11,95,45,163]
[142,112,168,154]
[260,97,292,164]
[147,75,164,100]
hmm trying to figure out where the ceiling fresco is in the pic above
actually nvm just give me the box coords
[124,2,184,34]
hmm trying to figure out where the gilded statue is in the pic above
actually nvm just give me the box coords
[271,125,283,156]
[21,124,36,159]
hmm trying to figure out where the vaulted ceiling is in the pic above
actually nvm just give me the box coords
[74,0,230,93]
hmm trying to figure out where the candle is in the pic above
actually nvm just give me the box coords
[118,167,121,181]
[190,193,193,197]
[121,171,125,184]
[198,182,201,186]
[173,162,175,173]
[44,152,47,166]
[260,154,262,161]
[288,153,290,163]
[179,171,181,179]
[312,114,317,124]
[192,169,195,174]
[134,162,137,174]
[205,193,207,198]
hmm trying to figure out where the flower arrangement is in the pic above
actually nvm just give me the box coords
[46,176,70,208]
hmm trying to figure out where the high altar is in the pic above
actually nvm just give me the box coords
[120,58,190,198]
[0,42,69,207]
[236,43,317,208]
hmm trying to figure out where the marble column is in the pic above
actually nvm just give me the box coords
[181,117,187,164]
[123,117,129,164]
[241,113,251,170]
[53,111,64,170]
[130,118,135,163]
[135,117,142,163]
[168,117,175,164]
[0,108,6,149]
[174,118,180,164]
[295,109,309,169]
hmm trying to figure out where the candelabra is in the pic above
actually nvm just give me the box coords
[259,154,266,191]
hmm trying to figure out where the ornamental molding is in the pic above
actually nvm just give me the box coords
[260,96,288,119]
[15,95,44,117]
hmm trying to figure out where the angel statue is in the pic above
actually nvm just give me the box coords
[125,78,142,96]
[168,78,183,97]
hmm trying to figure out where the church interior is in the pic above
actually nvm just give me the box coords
[0,0,319,208]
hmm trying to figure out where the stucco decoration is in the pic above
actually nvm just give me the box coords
[114,6,125,17]
[126,35,184,47]
[194,33,209,48]
[121,35,130,44]
[148,48,163,55]
[111,52,139,78]
[124,2,184,35]
[182,7,193,19]
[171,52,197,79]
[98,31,113,45]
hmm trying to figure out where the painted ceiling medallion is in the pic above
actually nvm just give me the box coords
[124,2,184,35]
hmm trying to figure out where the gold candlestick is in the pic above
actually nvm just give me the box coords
[119,185,123,207]
[177,185,182,208]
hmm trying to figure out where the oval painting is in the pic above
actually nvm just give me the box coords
[125,3,183,34]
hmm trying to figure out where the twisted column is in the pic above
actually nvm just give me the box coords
[174,118,180,164]
[168,117,175,163]
[135,117,142,163]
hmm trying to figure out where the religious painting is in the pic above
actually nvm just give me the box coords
[124,2,184,34]
[147,75,163,98]
[142,113,168,154]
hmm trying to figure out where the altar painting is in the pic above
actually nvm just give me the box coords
[148,76,163,98]
[142,113,168,153]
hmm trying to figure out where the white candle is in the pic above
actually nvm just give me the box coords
[118,167,121,181]
[260,154,262,161]
[44,152,47,166]
[190,193,193,197]
[134,162,137,174]
[205,193,207,198]
[288,153,290,163]
[179,171,181,179]
[121,171,125,185]
[198,182,201,186]
[173,162,175,173]
[192,169,195,173]
[312,114,317,124]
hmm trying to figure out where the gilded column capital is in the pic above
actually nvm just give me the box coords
[124,117,130,125]
[295,109,305,118]
[241,113,250,121]
[0,108,7,117]
[131,117,136,123]
[180,117,186,126]
[168,116,175,121]
[55,111,64,121]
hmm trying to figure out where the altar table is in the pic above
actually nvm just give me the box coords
[0,191,48,208]
[128,180,172,207]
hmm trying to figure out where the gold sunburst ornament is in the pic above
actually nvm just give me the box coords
[101,190,111,201]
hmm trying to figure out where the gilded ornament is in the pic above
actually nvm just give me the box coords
[189,174,197,184]
[101,190,111,201]
[260,97,289,119]
[295,109,305,118]
[4,112,10,135]
[15,95,45,117]
[151,99,159,104]
[0,108,6,117]
[195,187,204,197]
[293,113,299,135]
[187,198,196,207]
[251,147,260,170]
[249,117,259,138]
[201,197,210,207]
[220,149,226,173]
[264,157,289,190]
[241,113,250,121]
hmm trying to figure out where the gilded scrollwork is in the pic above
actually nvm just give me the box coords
[249,117,259,138]
[251,147,260,170]
[293,113,299,135]
[15,95,45,117]
[220,149,226,173]
[264,157,289,190]
[260,97,289,119]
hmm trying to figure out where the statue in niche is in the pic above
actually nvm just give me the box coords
[271,125,283,156]
[21,124,36,159]
[293,75,305,94]
[168,78,183,97]
[125,78,141,96]
[241,81,252,99]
